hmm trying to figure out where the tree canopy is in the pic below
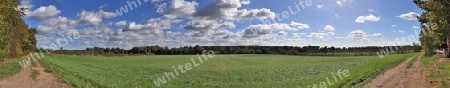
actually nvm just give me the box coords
[414,0,450,56]
[0,0,37,61]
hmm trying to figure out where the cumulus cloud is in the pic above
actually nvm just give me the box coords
[183,20,236,34]
[78,10,118,25]
[324,25,335,31]
[348,30,369,42]
[242,22,307,38]
[278,31,287,36]
[290,21,310,30]
[173,0,275,21]
[79,27,112,38]
[355,14,381,23]
[241,0,251,5]
[157,0,198,17]
[235,8,276,20]
[398,12,419,21]
[122,17,174,35]
[309,33,328,39]
[28,5,61,21]
[36,16,78,34]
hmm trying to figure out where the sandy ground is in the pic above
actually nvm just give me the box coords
[0,61,71,88]
[363,54,439,88]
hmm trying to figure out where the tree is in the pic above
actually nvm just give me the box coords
[193,45,204,54]
[415,0,450,57]
[0,0,27,60]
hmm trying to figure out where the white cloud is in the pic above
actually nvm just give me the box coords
[114,21,127,26]
[102,11,118,18]
[158,0,198,17]
[36,16,78,34]
[241,0,251,5]
[336,0,353,6]
[336,1,343,6]
[316,4,324,8]
[28,5,61,21]
[122,18,176,35]
[79,27,112,38]
[309,33,328,39]
[290,21,310,30]
[183,20,236,36]
[355,14,381,23]
[324,25,335,31]
[308,27,335,39]
[398,12,419,21]
[278,31,287,36]
[242,22,308,38]
[349,30,368,42]
[235,8,276,20]
[371,33,383,37]
[78,10,118,25]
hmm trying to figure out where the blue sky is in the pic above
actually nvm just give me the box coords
[21,0,422,50]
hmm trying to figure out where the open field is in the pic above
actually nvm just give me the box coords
[40,53,417,88]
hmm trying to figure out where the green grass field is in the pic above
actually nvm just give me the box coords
[40,53,416,88]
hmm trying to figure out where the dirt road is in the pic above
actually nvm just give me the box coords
[363,54,439,88]
[0,61,71,88]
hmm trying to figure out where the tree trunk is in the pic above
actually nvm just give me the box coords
[447,34,450,58]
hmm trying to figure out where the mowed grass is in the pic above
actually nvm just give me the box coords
[40,53,416,88]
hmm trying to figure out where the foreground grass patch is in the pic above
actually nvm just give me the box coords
[0,59,23,79]
[422,54,450,87]
[407,55,419,69]
[41,53,416,88]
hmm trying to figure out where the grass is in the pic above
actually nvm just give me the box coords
[407,55,419,69]
[421,54,436,65]
[30,69,39,80]
[422,54,450,87]
[40,53,416,88]
[0,59,23,80]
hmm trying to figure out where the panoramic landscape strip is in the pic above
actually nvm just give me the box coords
[0,0,450,88]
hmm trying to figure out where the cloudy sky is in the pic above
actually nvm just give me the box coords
[22,0,422,50]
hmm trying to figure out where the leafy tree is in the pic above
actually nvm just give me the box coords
[415,0,450,57]
[0,0,27,60]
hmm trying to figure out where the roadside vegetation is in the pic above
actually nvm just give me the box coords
[0,59,23,80]
[407,54,420,69]
[422,54,450,87]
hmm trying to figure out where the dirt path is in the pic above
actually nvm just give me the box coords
[0,61,71,88]
[363,54,439,88]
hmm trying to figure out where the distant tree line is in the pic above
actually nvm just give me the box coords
[50,44,421,56]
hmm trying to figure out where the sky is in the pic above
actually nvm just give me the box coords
[21,0,423,50]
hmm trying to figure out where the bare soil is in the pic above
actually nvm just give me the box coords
[0,61,71,88]
[364,54,439,88]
